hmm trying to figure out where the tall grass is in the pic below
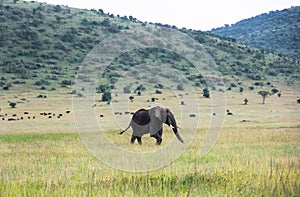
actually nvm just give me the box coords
[0,126,299,196]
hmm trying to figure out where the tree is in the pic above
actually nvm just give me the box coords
[9,102,17,108]
[258,91,271,104]
[203,88,210,98]
[102,91,112,102]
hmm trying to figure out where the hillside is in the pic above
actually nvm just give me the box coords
[211,6,300,60]
[0,0,299,94]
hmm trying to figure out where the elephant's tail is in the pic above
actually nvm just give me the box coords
[119,124,131,135]
[172,127,184,143]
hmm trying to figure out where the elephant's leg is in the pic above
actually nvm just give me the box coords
[131,135,137,144]
[151,133,162,145]
[158,128,163,138]
[137,136,142,145]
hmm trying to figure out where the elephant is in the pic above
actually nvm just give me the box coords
[119,106,184,145]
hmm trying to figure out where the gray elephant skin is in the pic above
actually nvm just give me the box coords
[119,106,184,145]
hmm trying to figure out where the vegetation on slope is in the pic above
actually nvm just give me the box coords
[211,6,300,60]
[0,1,299,94]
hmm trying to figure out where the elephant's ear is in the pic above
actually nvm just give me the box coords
[153,106,167,122]
[166,108,177,128]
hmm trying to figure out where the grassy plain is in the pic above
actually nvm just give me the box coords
[0,84,299,196]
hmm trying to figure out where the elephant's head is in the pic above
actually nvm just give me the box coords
[162,107,184,143]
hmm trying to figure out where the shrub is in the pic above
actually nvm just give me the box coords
[9,102,17,108]
[98,84,109,93]
[3,86,10,90]
[249,86,254,90]
[155,84,164,89]
[177,84,184,91]
[135,85,146,92]
[102,91,112,102]
[61,80,74,86]
[155,90,162,94]
[203,88,210,98]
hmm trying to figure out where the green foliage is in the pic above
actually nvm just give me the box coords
[211,6,300,59]
[98,84,110,93]
[0,1,299,92]
[9,102,17,108]
[101,91,112,102]
[155,90,162,94]
[258,91,271,104]
[135,85,146,92]
[203,88,210,98]
[154,83,164,89]
[177,84,184,91]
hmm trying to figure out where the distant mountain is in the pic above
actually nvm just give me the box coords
[210,6,300,60]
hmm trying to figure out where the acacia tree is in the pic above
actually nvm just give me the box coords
[258,91,271,104]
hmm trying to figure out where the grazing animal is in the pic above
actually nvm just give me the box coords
[100,114,104,117]
[24,112,29,115]
[119,106,183,145]
[189,114,196,117]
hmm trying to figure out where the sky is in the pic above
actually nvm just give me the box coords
[30,0,300,31]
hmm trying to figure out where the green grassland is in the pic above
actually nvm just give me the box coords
[0,84,299,196]
[0,0,299,196]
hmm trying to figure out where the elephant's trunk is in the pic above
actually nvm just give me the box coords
[172,127,184,143]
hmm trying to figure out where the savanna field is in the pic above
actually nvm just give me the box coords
[1,1,300,196]
[0,85,299,196]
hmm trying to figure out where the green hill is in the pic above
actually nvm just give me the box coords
[1,0,299,93]
[210,6,300,60]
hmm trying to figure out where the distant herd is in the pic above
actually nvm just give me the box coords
[1,109,234,122]
[0,110,71,122]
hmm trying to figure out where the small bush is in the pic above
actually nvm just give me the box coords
[9,102,17,108]
[203,88,210,98]
[102,91,112,102]
[177,84,184,91]
[155,90,162,94]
